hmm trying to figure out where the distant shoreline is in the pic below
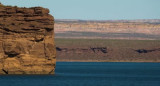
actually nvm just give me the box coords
[56,61,160,63]
[55,38,160,62]
[57,61,160,63]
[56,60,160,63]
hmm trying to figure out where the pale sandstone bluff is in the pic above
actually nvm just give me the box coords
[0,5,56,74]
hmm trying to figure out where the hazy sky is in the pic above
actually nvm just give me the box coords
[1,0,160,20]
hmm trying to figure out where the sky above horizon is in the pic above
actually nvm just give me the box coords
[0,0,160,20]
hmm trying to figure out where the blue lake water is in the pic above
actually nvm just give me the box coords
[0,62,160,86]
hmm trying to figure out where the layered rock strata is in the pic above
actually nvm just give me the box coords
[0,5,56,74]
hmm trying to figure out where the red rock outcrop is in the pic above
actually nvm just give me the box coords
[0,4,56,74]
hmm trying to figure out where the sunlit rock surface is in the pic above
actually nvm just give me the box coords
[0,4,56,74]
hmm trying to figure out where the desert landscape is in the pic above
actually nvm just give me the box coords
[55,19,160,62]
[55,19,160,40]
[0,1,160,86]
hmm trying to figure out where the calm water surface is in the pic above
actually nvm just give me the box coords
[0,62,160,86]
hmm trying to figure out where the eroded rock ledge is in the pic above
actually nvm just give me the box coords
[56,47,107,54]
[0,4,56,74]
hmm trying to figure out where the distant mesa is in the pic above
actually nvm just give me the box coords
[55,19,160,40]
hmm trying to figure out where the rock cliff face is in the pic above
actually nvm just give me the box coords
[0,5,56,74]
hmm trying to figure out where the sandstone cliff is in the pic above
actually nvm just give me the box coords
[0,4,56,74]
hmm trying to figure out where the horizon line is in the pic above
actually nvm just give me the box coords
[55,19,160,22]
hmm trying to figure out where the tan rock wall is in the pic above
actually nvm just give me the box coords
[0,5,56,74]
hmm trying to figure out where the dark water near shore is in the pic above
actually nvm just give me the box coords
[0,62,160,86]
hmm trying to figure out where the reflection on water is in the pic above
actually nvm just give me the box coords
[0,62,160,86]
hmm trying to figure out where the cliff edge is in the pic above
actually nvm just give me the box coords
[0,4,56,74]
